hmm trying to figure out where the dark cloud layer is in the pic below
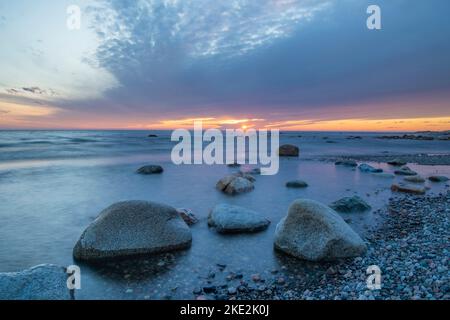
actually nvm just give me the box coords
[66,0,450,121]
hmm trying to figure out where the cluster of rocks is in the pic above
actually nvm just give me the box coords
[377,131,450,141]
[196,192,450,300]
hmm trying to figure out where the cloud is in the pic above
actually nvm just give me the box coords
[72,0,450,121]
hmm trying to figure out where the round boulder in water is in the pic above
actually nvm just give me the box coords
[208,204,270,233]
[274,199,367,261]
[73,201,192,261]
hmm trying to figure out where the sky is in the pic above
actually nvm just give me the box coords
[0,0,449,131]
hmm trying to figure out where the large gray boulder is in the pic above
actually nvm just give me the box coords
[208,204,270,233]
[274,199,367,261]
[73,201,192,261]
[0,265,72,300]
[329,196,371,213]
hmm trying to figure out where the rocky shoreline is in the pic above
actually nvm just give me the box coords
[322,154,450,166]
[191,192,450,300]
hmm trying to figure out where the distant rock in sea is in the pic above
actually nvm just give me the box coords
[286,180,308,188]
[0,265,72,300]
[329,196,371,213]
[137,165,164,174]
[208,204,270,234]
[73,201,192,261]
[278,144,299,157]
[428,175,449,182]
[335,160,358,167]
[358,164,383,173]
[274,199,367,261]
[148,134,158,138]
[391,183,426,195]
[387,159,407,166]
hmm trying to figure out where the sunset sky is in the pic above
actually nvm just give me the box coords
[0,0,449,131]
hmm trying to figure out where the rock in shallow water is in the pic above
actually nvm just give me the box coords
[73,201,192,261]
[278,144,299,157]
[391,183,426,195]
[428,175,449,182]
[387,159,407,166]
[394,166,418,176]
[335,160,358,167]
[216,175,254,195]
[177,208,199,226]
[286,180,308,188]
[404,176,426,184]
[136,165,164,174]
[358,164,383,173]
[329,196,371,213]
[372,172,395,179]
[0,265,72,300]
[208,204,270,233]
[274,199,367,261]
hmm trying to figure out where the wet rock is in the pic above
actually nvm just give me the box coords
[387,159,407,166]
[329,196,371,213]
[227,162,241,168]
[208,204,270,234]
[394,166,418,176]
[278,144,300,157]
[404,176,426,184]
[428,176,449,183]
[274,199,367,261]
[286,180,308,188]
[73,201,192,261]
[216,175,255,195]
[203,286,217,294]
[0,265,72,300]
[391,183,426,195]
[177,208,199,226]
[335,160,358,167]
[136,165,164,175]
[148,134,158,138]
[358,164,383,173]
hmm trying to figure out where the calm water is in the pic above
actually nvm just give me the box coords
[0,131,449,299]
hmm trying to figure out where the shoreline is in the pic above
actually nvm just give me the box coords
[317,154,450,166]
[190,192,449,300]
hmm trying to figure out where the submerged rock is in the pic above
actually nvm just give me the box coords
[0,265,72,300]
[177,208,199,226]
[216,175,255,195]
[404,176,426,184]
[286,180,308,188]
[394,166,418,176]
[278,144,300,157]
[391,183,426,195]
[137,165,164,175]
[428,175,449,182]
[274,199,367,261]
[208,204,270,234]
[387,159,407,166]
[358,164,383,173]
[335,160,358,167]
[73,201,192,261]
[329,196,371,213]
